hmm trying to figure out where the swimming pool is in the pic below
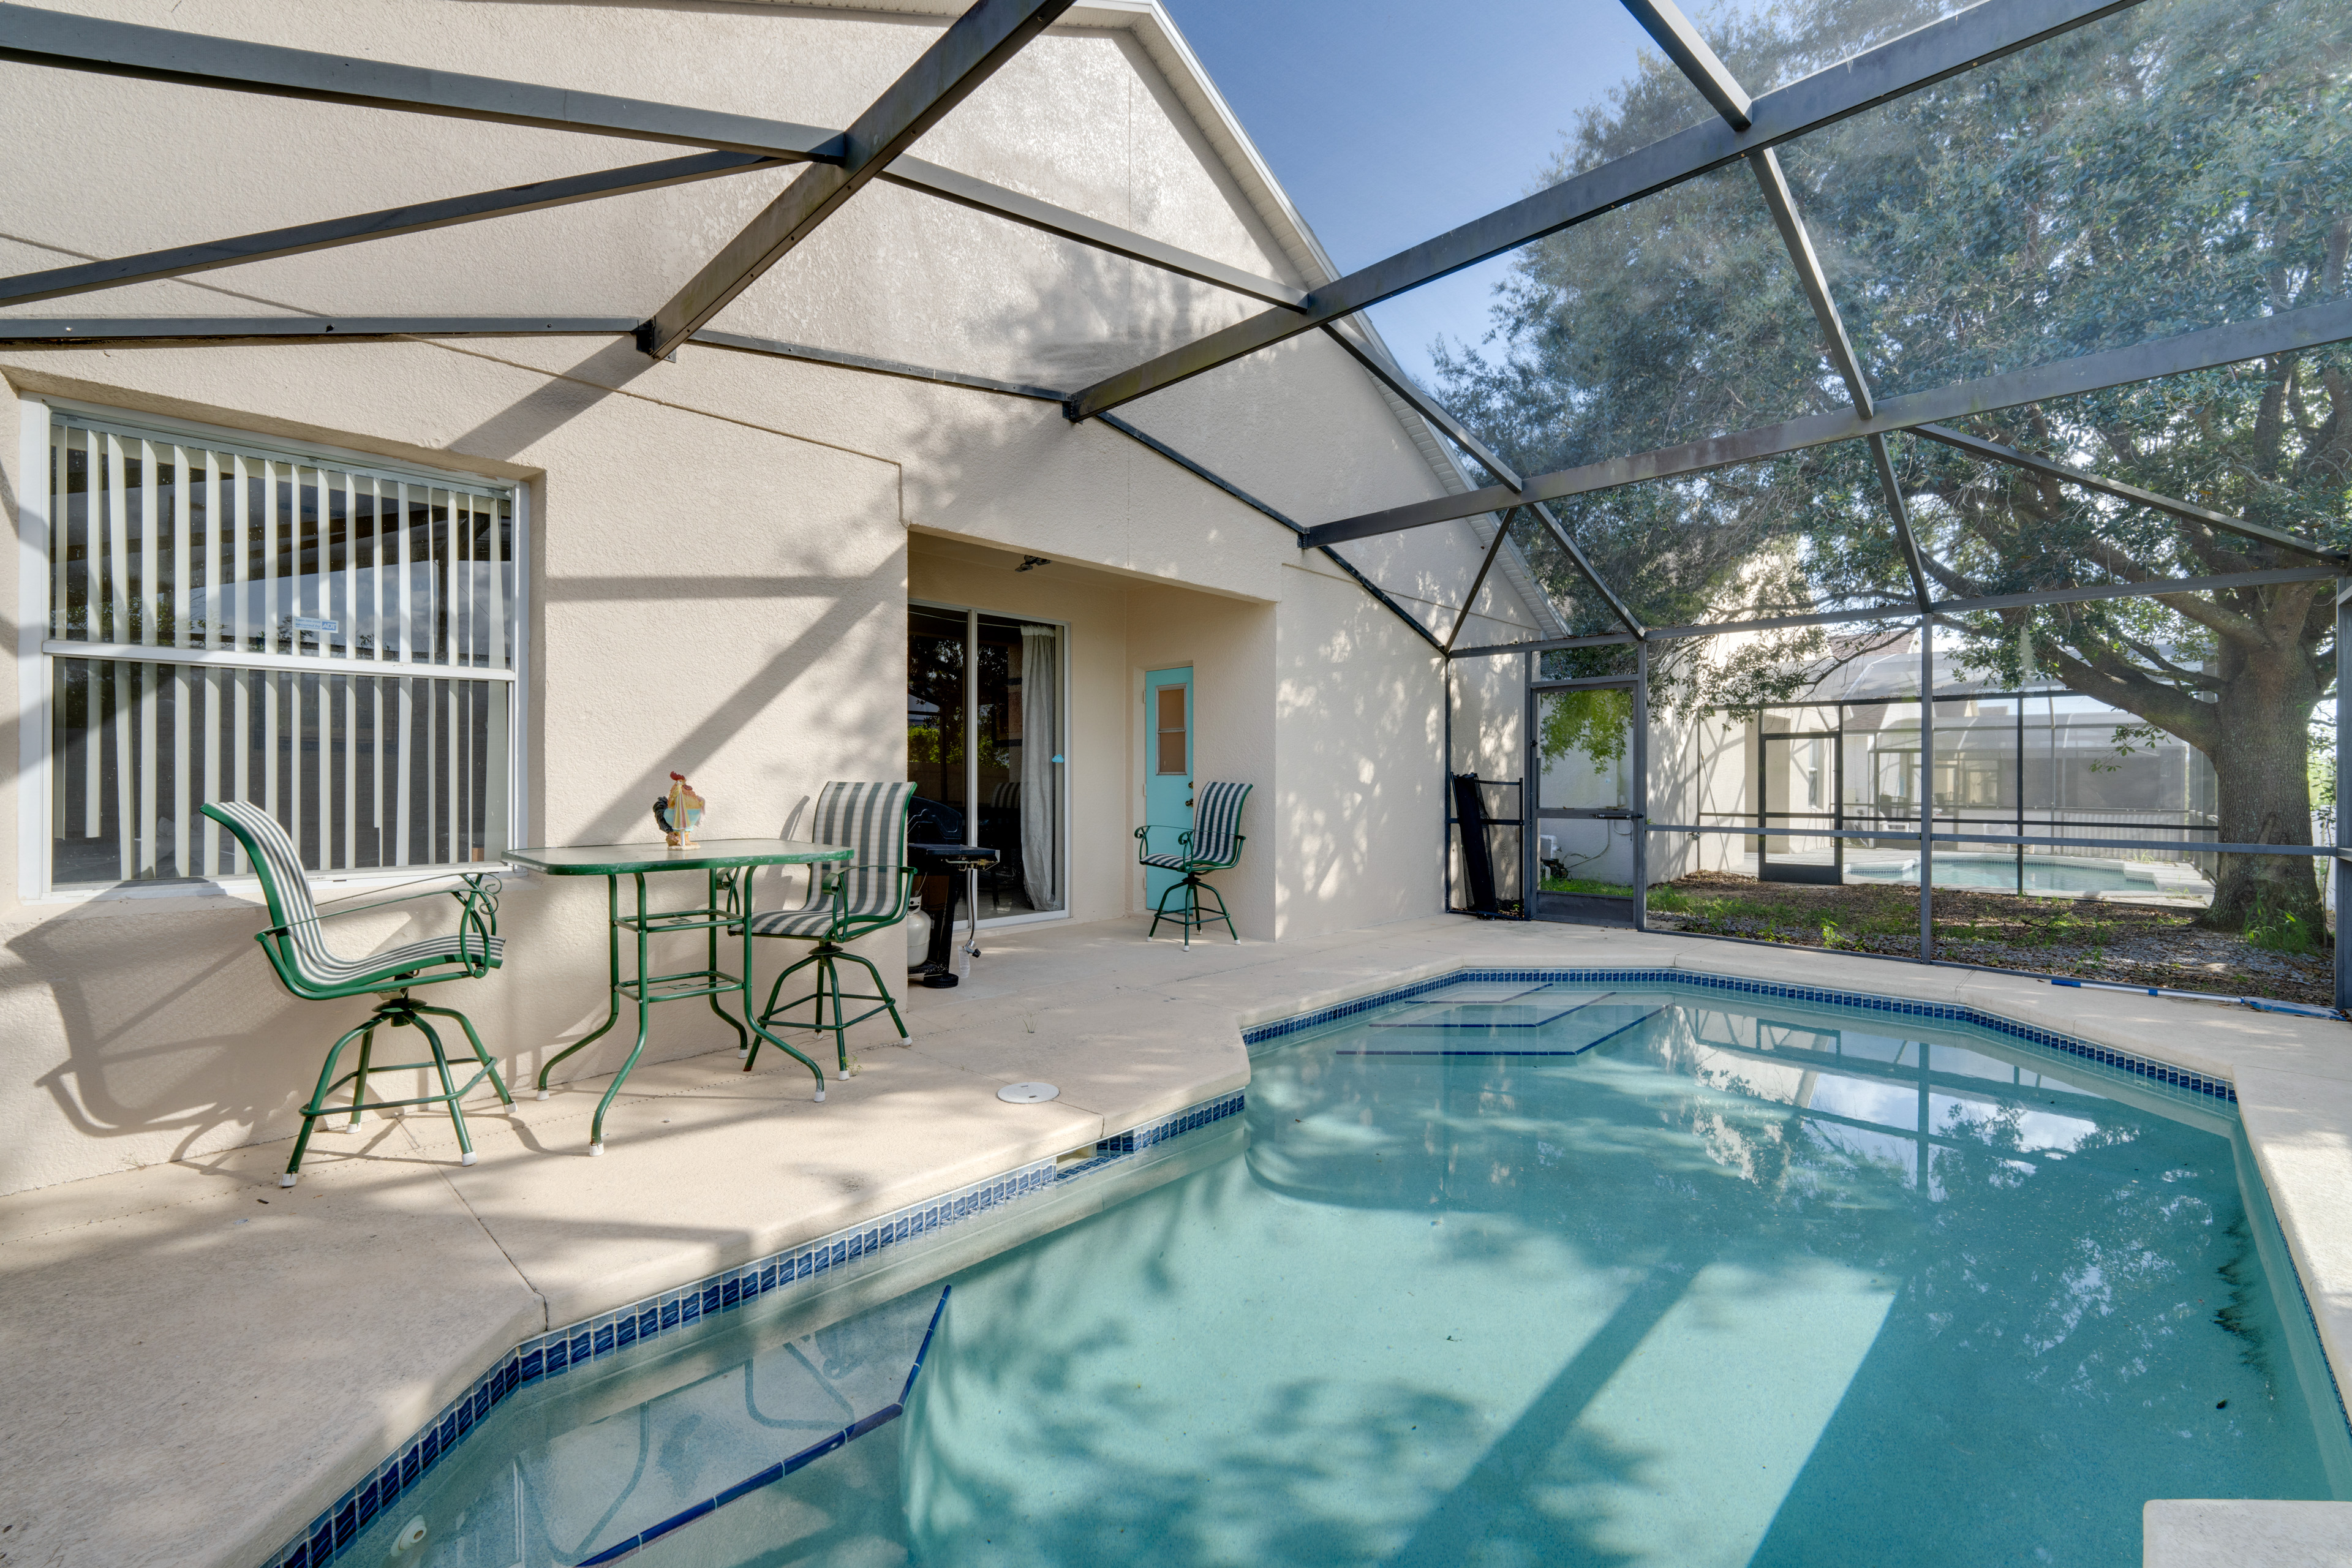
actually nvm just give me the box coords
[1841,852,2192,895]
[334,976,2347,1567]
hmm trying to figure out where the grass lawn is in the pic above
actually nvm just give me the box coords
[1643,871,2339,1009]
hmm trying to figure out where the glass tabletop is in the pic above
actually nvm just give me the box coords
[503,839,852,875]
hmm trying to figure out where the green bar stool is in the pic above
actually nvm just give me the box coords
[205,801,513,1188]
[744,782,916,1077]
[1135,780,1251,947]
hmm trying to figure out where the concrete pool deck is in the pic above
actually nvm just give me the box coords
[1,913,2348,1567]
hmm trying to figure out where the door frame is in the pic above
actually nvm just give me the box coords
[908,596,1072,929]
[1757,720,1844,886]
[1526,667,1648,927]
[1137,664,1194,915]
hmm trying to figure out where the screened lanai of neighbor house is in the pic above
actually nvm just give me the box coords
[1,0,2350,1564]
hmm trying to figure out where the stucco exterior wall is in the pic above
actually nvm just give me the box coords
[0,0,1532,1193]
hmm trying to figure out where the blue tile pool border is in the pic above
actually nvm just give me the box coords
[254,1088,1245,1568]
[1243,967,2239,1104]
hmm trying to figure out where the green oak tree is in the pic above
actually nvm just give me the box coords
[1438,0,2352,928]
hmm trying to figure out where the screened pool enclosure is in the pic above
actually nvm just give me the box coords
[2,0,2345,1001]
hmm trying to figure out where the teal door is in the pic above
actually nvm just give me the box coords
[1142,668,1193,909]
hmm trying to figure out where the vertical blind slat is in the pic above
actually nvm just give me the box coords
[138,439,157,650]
[48,425,66,639]
[488,498,507,672]
[172,444,189,651]
[202,666,221,876]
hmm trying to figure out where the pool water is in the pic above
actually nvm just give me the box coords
[347,979,2346,1568]
[1842,853,2167,894]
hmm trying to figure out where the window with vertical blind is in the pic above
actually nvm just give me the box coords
[34,405,521,891]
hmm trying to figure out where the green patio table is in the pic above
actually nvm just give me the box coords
[505,838,852,1153]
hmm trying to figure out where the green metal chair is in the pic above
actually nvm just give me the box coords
[1135,780,1251,947]
[744,782,917,1078]
[204,801,511,1188]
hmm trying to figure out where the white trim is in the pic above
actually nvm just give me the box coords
[20,862,525,909]
[18,396,53,902]
[36,397,514,495]
[40,639,518,680]
[506,481,533,859]
[978,907,1071,930]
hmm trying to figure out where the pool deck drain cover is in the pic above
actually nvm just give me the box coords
[998,1082,1060,1104]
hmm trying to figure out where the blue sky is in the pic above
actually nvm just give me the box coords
[1159,0,1694,391]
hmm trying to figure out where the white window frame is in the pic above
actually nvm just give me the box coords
[910,596,1071,929]
[15,394,532,903]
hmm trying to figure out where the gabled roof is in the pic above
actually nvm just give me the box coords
[755,0,1563,639]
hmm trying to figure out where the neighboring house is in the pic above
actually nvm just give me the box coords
[0,0,1548,1194]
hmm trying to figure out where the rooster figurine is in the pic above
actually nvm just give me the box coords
[652,771,705,849]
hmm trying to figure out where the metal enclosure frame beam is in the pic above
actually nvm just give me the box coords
[0,8,1308,318]
[882,158,1308,310]
[636,0,1075,358]
[1299,298,2352,549]
[1910,423,2339,564]
[1447,510,1519,654]
[1619,0,1752,128]
[1317,320,1653,640]
[1065,0,2148,421]
[1450,565,2339,658]
[0,153,778,308]
[1319,321,1522,489]
[0,4,849,157]
[0,317,636,342]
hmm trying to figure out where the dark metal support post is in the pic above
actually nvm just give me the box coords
[1920,619,1936,963]
[2016,685,2027,897]
[2337,581,2350,1011]
[1525,652,1540,918]
[1444,658,1455,913]
[1634,638,1651,930]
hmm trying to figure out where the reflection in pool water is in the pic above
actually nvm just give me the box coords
[348,980,2346,1568]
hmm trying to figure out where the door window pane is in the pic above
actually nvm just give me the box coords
[1155,687,1186,774]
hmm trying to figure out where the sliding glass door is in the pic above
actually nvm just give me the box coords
[908,603,1065,919]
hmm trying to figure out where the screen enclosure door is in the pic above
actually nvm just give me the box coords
[1532,677,1638,920]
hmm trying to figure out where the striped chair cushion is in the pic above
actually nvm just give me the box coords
[208,800,500,987]
[744,908,838,938]
[751,780,913,940]
[1187,782,1251,865]
[1139,852,1190,871]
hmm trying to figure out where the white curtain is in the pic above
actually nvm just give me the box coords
[1019,624,1060,910]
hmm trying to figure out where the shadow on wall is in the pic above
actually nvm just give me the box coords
[9,905,417,1172]
[448,339,667,464]
[1275,603,1444,934]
